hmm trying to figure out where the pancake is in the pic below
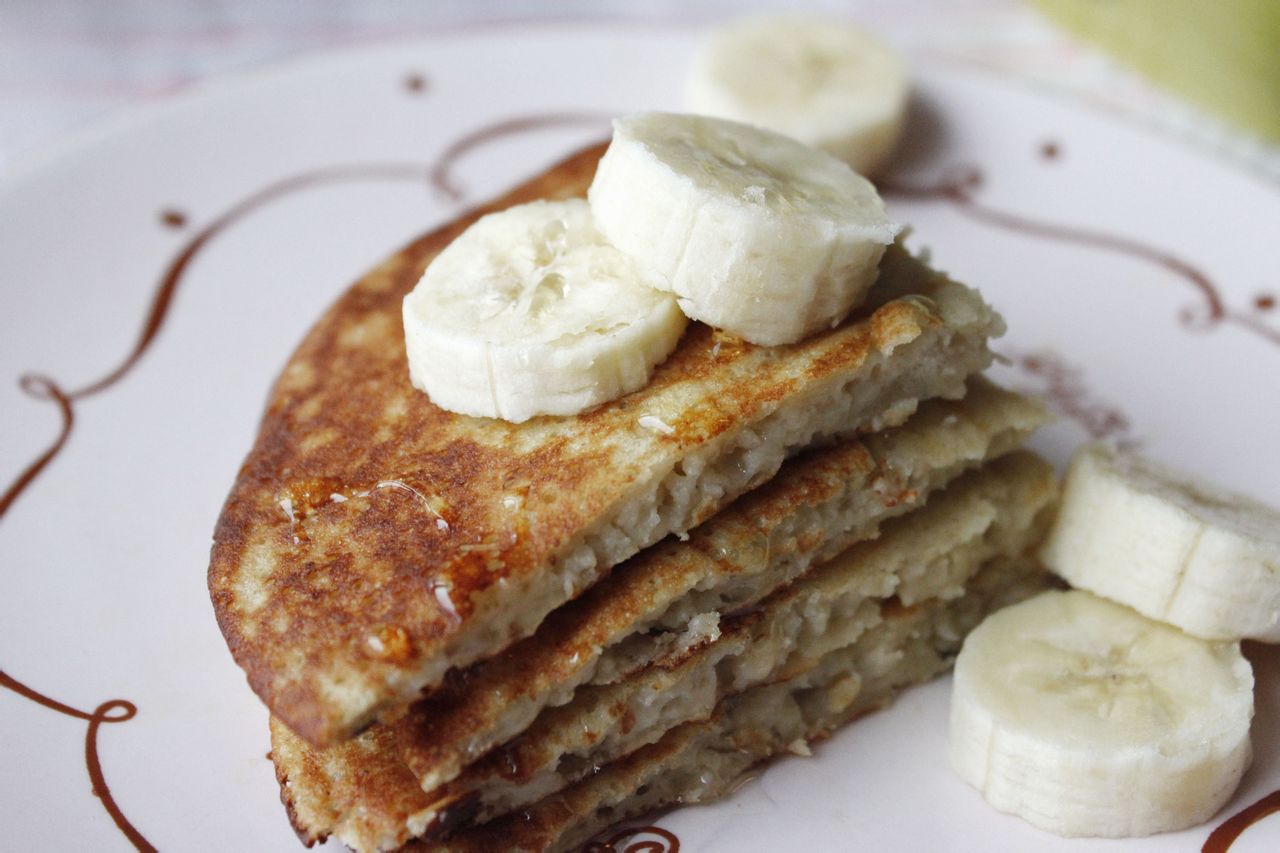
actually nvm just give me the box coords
[269,451,1055,852]
[433,556,1049,853]
[209,143,1004,747]
[391,378,1044,796]
[416,451,1055,837]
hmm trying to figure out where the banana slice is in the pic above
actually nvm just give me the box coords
[949,589,1253,838]
[588,112,899,346]
[686,16,909,176]
[1041,443,1280,641]
[402,199,687,423]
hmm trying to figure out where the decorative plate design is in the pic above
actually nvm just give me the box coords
[1,24,1277,852]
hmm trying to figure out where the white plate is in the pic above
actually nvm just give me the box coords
[2,23,1278,853]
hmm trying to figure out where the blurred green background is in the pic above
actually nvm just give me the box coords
[1032,0,1280,142]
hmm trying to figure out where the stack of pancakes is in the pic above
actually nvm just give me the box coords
[209,145,1057,852]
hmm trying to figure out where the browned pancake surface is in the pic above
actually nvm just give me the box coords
[209,143,989,747]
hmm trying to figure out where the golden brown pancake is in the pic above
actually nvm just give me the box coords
[391,378,1044,798]
[269,451,1056,852]
[209,144,1004,747]
[413,451,1056,837]
[433,552,1046,853]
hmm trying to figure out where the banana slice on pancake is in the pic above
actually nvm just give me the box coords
[588,112,899,346]
[402,198,687,423]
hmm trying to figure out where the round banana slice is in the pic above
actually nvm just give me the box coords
[686,16,909,176]
[1041,443,1280,641]
[402,199,687,423]
[588,112,899,346]
[949,589,1253,839]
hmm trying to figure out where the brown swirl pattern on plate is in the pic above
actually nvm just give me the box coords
[4,84,1278,853]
